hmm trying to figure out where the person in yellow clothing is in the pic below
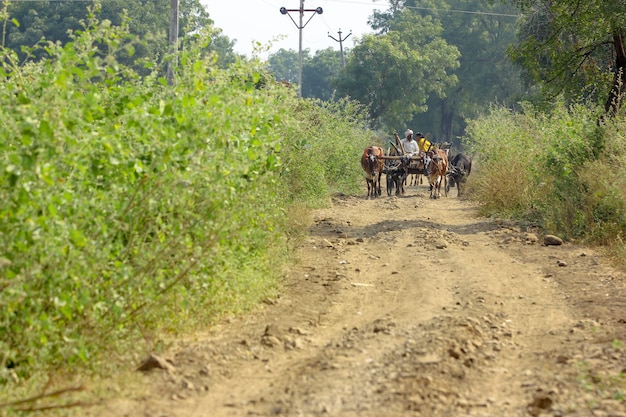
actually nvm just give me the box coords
[414,132,431,181]
[415,132,431,154]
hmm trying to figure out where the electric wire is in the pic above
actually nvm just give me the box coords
[9,0,520,18]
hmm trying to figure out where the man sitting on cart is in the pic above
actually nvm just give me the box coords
[401,129,419,156]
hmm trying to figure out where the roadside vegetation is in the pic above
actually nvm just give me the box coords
[462,0,626,269]
[463,103,626,267]
[1,0,626,412]
[0,12,374,407]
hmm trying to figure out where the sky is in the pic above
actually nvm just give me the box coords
[201,0,389,59]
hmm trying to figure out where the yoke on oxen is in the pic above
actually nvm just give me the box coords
[382,140,410,196]
[382,133,428,196]
[382,152,427,174]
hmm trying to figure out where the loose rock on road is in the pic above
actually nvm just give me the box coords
[95,188,626,417]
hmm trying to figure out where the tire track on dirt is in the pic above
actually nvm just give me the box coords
[92,188,626,417]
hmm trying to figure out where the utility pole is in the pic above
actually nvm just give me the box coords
[328,29,352,68]
[280,1,323,98]
[167,0,179,86]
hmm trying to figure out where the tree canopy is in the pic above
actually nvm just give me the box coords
[302,48,343,101]
[335,11,460,130]
[366,0,522,139]
[267,48,302,85]
[268,48,344,101]
[2,0,238,70]
[510,0,626,116]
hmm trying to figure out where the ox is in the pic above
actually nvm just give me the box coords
[447,153,472,197]
[361,146,385,199]
[424,148,448,199]
[384,137,409,196]
[385,154,411,196]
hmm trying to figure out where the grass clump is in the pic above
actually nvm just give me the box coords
[463,102,626,255]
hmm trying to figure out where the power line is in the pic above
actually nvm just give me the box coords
[326,0,519,18]
[405,4,519,18]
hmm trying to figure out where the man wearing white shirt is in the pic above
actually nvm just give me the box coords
[401,129,419,156]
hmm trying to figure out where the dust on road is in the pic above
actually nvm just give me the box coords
[94,185,626,417]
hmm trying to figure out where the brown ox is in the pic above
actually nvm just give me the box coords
[361,146,385,199]
[424,148,448,199]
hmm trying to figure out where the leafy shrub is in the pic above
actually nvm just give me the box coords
[278,98,374,207]
[463,104,544,217]
[464,101,626,250]
[0,12,372,390]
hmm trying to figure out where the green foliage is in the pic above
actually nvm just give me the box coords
[335,11,460,130]
[412,0,523,140]
[0,14,372,390]
[510,0,626,107]
[268,48,303,85]
[278,97,374,206]
[267,48,343,101]
[368,0,523,140]
[267,1,522,138]
[2,0,238,72]
[463,105,542,216]
[302,48,343,101]
[464,102,626,249]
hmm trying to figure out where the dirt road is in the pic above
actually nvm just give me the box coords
[95,184,626,417]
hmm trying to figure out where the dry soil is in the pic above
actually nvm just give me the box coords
[92,181,626,417]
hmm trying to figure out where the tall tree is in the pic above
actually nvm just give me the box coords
[335,11,459,130]
[267,48,302,85]
[417,0,522,140]
[368,0,522,140]
[268,48,342,100]
[3,0,236,68]
[510,0,626,117]
[302,48,343,100]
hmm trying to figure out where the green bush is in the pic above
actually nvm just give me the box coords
[464,102,626,250]
[463,104,545,217]
[0,13,373,391]
[278,98,374,207]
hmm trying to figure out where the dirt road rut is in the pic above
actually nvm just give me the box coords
[96,188,626,417]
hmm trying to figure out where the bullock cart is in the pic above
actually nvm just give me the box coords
[382,141,427,175]
[382,154,426,171]
[381,141,427,196]
[381,141,453,196]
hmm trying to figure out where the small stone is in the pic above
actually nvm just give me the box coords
[435,240,448,249]
[528,391,553,416]
[556,355,570,364]
[261,335,282,348]
[137,354,175,373]
[525,233,539,243]
[544,235,563,246]
[416,353,442,364]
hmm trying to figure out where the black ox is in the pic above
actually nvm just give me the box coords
[447,153,472,197]
[384,155,411,196]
